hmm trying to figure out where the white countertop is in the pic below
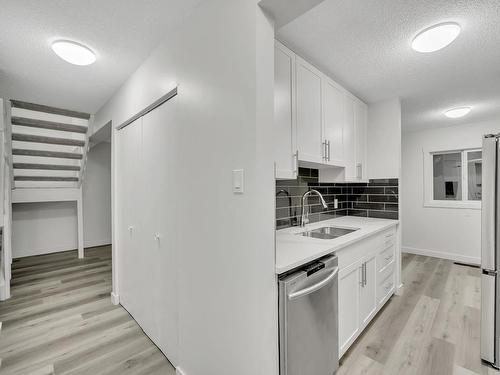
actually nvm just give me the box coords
[276,216,398,274]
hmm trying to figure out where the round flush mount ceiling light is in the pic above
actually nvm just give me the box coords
[411,22,461,53]
[51,40,96,66]
[444,106,471,118]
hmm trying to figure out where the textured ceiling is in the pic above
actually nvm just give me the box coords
[0,0,203,114]
[277,0,500,132]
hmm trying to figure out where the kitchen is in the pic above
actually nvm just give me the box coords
[0,1,499,375]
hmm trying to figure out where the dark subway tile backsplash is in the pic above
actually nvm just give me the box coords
[276,167,399,229]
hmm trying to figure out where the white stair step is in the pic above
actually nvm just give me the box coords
[14,169,78,177]
[14,181,79,189]
[12,133,85,147]
[13,155,81,166]
[14,176,79,182]
[13,163,80,171]
[11,116,88,134]
[12,148,83,160]
[12,141,82,153]
[10,100,90,120]
[12,108,89,127]
[12,124,86,141]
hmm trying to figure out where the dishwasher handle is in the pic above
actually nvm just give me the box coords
[288,267,339,301]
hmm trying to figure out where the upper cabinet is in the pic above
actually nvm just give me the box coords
[274,40,368,182]
[274,42,297,179]
[322,78,345,166]
[295,56,324,164]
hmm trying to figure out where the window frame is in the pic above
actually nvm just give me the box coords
[423,147,482,210]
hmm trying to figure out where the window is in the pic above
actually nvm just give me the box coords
[424,148,482,209]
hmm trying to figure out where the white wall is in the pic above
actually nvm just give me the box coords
[402,120,500,264]
[94,1,278,375]
[12,141,112,258]
[367,98,401,179]
[82,141,111,248]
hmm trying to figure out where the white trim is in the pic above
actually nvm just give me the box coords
[176,367,187,375]
[402,246,480,265]
[423,200,481,210]
[110,292,120,305]
[423,147,482,209]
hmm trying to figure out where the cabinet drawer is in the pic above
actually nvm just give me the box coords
[379,228,396,250]
[377,259,395,286]
[378,245,395,271]
[337,235,378,270]
[377,271,395,304]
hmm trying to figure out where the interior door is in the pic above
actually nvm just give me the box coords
[359,253,377,327]
[338,262,361,357]
[274,41,297,179]
[142,100,179,365]
[296,57,323,164]
[116,118,149,325]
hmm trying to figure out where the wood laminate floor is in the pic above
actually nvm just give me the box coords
[338,253,500,375]
[0,246,175,375]
[1,248,499,374]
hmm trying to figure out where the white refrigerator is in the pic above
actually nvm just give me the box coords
[481,134,500,368]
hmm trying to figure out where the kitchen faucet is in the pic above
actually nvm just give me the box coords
[300,189,328,227]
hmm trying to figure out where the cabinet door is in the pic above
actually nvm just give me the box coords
[359,253,377,327]
[354,99,368,180]
[274,42,297,179]
[296,56,324,164]
[116,118,149,326]
[142,101,179,364]
[322,78,344,165]
[338,262,361,357]
[343,95,356,180]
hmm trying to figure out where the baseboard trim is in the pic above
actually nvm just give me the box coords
[402,246,480,265]
[110,292,120,305]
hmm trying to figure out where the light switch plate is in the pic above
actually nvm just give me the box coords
[232,169,244,194]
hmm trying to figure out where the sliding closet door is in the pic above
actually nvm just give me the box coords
[116,118,150,325]
[142,100,178,364]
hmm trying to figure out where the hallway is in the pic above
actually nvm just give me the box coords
[0,246,174,375]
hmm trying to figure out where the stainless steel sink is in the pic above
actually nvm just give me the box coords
[297,226,359,240]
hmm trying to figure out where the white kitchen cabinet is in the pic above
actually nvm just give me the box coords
[354,98,368,181]
[338,261,361,355]
[274,41,297,179]
[295,56,324,164]
[337,226,397,358]
[343,95,357,180]
[273,40,369,181]
[359,253,377,326]
[322,78,345,166]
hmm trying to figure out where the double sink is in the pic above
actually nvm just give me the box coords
[297,226,359,240]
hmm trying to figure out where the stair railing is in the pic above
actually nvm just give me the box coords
[78,114,93,187]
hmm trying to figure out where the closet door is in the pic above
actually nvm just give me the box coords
[116,118,149,325]
[142,100,178,364]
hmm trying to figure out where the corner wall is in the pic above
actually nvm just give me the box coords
[402,120,500,264]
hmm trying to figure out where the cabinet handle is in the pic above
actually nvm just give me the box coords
[323,141,327,161]
[363,262,367,286]
[293,150,299,176]
[359,265,364,287]
[356,163,362,180]
[327,140,331,161]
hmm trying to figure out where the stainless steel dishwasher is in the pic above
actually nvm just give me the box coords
[279,254,339,375]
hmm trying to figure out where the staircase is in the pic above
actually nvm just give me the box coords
[6,99,92,261]
[9,100,91,189]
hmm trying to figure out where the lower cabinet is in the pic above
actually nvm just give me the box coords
[338,227,397,358]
